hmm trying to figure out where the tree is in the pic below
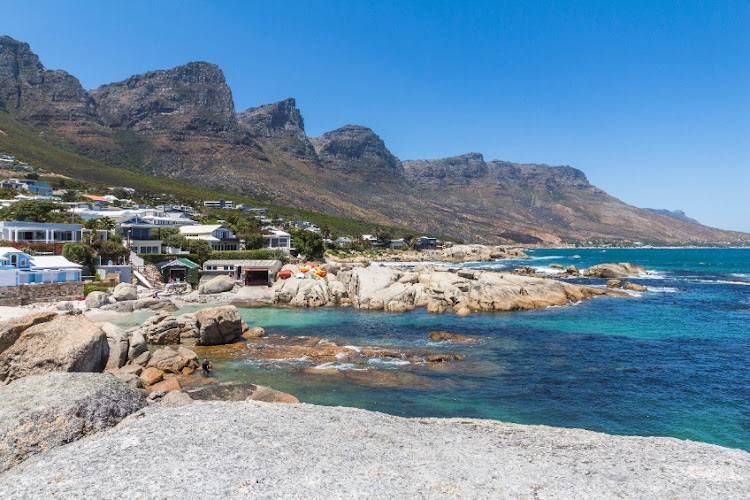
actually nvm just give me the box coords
[61,190,80,202]
[185,239,212,264]
[159,227,179,239]
[62,243,92,266]
[244,232,264,250]
[0,200,68,223]
[292,230,325,259]
[163,233,188,250]
[404,234,418,250]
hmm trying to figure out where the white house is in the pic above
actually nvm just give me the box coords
[179,224,240,251]
[262,229,292,253]
[0,247,81,287]
[115,216,163,254]
[0,221,84,244]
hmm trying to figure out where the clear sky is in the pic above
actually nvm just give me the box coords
[4,0,749,232]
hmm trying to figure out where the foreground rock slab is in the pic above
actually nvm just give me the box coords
[0,372,145,472]
[1,402,747,498]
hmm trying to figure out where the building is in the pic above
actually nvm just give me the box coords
[0,221,83,243]
[201,259,282,286]
[333,236,353,247]
[203,199,235,209]
[82,194,110,207]
[141,212,197,227]
[115,216,163,254]
[179,224,240,251]
[0,178,53,197]
[361,234,383,247]
[0,247,81,287]
[418,236,439,249]
[388,238,406,249]
[157,258,200,285]
[263,229,292,253]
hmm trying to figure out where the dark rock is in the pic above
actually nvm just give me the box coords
[425,354,465,363]
[0,372,145,472]
[185,382,298,403]
[428,331,478,343]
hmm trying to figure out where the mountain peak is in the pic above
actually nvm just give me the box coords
[0,35,95,122]
[237,98,314,158]
[311,125,404,178]
[90,61,235,132]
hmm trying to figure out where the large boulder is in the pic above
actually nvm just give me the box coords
[136,312,180,345]
[146,347,187,374]
[0,311,57,356]
[0,402,747,498]
[199,275,236,295]
[176,313,198,338]
[127,331,148,361]
[101,323,129,370]
[583,263,646,279]
[0,372,145,472]
[85,291,110,309]
[112,283,138,302]
[194,306,243,346]
[0,314,109,384]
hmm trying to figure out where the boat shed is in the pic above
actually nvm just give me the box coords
[201,259,283,286]
[157,258,200,285]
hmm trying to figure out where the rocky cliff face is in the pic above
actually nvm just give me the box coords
[237,98,315,159]
[403,153,488,185]
[91,62,236,133]
[0,36,96,124]
[1,35,747,245]
[311,125,404,178]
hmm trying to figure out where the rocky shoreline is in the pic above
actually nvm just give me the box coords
[184,263,631,315]
[3,260,744,497]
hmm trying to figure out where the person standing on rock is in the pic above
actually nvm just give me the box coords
[202,358,212,375]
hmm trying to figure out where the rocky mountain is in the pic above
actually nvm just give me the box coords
[237,98,315,159]
[644,209,699,224]
[310,125,404,179]
[0,35,747,245]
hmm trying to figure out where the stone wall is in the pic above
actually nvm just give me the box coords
[0,281,83,306]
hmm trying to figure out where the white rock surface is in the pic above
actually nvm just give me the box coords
[84,291,110,309]
[111,283,137,302]
[0,402,746,498]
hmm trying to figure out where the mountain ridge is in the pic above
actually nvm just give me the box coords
[0,35,747,245]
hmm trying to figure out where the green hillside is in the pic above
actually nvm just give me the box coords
[0,111,409,238]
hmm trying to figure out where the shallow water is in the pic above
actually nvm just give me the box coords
[116,248,750,450]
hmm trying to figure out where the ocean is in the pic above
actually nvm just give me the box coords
[117,248,750,450]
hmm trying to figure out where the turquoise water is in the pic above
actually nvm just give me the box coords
[120,249,750,450]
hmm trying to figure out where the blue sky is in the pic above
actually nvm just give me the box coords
[4,0,749,232]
